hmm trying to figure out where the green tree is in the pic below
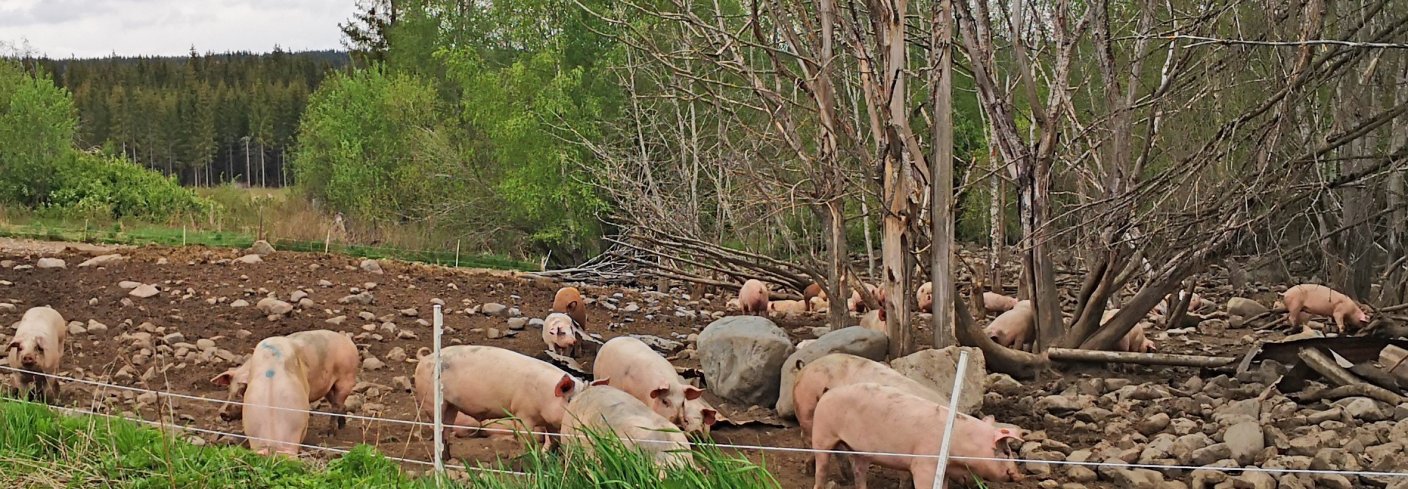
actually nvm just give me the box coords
[0,60,76,205]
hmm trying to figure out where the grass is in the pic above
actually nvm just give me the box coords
[0,399,779,488]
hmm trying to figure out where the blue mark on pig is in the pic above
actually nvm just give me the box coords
[265,369,276,379]
[259,343,282,358]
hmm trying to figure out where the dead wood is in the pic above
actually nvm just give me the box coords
[1047,348,1237,368]
[1296,347,1407,405]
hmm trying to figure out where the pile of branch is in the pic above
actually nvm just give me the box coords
[529,244,652,285]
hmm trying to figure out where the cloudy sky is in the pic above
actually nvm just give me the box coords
[0,0,357,58]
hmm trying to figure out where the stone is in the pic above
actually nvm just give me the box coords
[196,339,216,350]
[129,284,160,298]
[230,299,250,308]
[1227,297,1268,318]
[35,258,66,269]
[78,254,124,268]
[248,240,275,256]
[1334,397,1388,422]
[1138,412,1172,436]
[85,320,108,334]
[1309,448,1359,472]
[256,298,294,316]
[393,376,413,392]
[889,346,987,414]
[400,307,419,317]
[386,347,408,363]
[318,279,333,288]
[325,316,347,326]
[1191,443,1232,466]
[1067,466,1098,483]
[363,357,386,370]
[290,290,309,303]
[67,321,87,335]
[507,317,529,330]
[988,373,1023,396]
[1233,473,1276,489]
[118,281,142,289]
[487,328,503,339]
[697,316,794,406]
[481,303,509,316]
[338,292,375,305]
[775,326,889,417]
[360,259,383,274]
[1225,421,1264,465]
[162,332,185,345]
[1172,432,1213,464]
[233,254,263,264]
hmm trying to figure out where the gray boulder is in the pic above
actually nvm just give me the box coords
[248,240,276,256]
[697,316,794,406]
[35,258,66,269]
[776,326,888,417]
[890,346,987,414]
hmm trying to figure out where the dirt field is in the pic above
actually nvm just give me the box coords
[0,240,1267,488]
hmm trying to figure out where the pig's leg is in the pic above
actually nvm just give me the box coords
[325,377,354,431]
[437,404,459,461]
[1332,310,1349,335]
[811,432,841,489]
[1286,302,1304,328]
[909,464,937,489]
[848,457,869,489]
[811,450,831,489]
[43,377,60,405]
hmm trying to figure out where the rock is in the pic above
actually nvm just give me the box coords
[1190,443,1231,466]
[776,326,889,417]
[78,254,124,268]
[393,376,413,392]
[1227,297,1268,318]
[196,339,216,350]
[35,258,66,269]
[487,328,503,339]
[1138,412,1172,436]
[1106,468,1163,489]
[386,347,407,363]
[86,320,108,334]
[360,259,383,274]
[318,279,333,288]
[1213,398,1260,425]
[888,346,987,414]
[697,316,794,406]
[358,311,377,321]
[1313,475,1353,489]
[1334,397,1387,422]
[230,299,250,308]
[1225,421,1264,465]
[118,281,142,289]
[1037,395,1086,414]
[481,303,508,316]
[0,303,13,313]
[338,292,375,305]
[129,284,160,298]
[1309,448,1359,472]
[1067,466,1098,483]
[248,240,276,256]
[68,321,87,335]
[399,307,418,317]
[290,290,309,303]
[397,330,417,340]
[256,298,294,316]
[363,357,386,370]
[325,316,346,326]
[162,332,185,345]
[507,317,528,331]
[1172,432,1213,463]
[1232,473,1276,489]
[233,254,263,264]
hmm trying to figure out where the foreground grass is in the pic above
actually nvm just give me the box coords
[0,400,778,488]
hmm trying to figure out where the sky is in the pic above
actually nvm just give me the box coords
[0,0,358,58]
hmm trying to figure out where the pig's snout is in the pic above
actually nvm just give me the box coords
[19,354,38,367]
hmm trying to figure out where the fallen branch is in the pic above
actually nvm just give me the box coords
[1047,348,1237,368]
[1296,347,1407,405]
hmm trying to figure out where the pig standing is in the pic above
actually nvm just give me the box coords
[561,385,694,469]
[810,383,1024,489]
[592,336,702,428]
[803,283,826,310]
[553,286,588,331]
[738,280,770,317]
[982,292,1019,313]
[983,300,1034,350]
[415,345,587,454]
[210,330,359,425]
[6,306,67,402]
[916,282,934,312]
[859,308,887,336]
[1283,283,1370,335]
[542,312,580,356]
[790,353,944,432]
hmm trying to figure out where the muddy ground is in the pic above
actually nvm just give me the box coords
[0,240,1341,488]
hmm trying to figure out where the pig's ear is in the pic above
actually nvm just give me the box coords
[6,340,19,352]
[211,371,234,387]
[982,415,996,425]
[649,385,670,399]
[684,386,703,401]
[590,377,611,387]
[702,408,718,426]
[994,427,1024,443]
[554,375,576,397]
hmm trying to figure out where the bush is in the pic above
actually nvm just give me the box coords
[0,59,76,206]
[46,151,211,220]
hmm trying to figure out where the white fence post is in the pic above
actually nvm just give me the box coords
[932,350,970,489]
[432,304,445,480]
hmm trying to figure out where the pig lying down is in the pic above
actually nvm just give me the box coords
[592,336,708,433]
[210,329,359,456]
[984,300,1034,351]
[561,384,694,470]
[7,306,67,403]
[810,383,1024,489]
[1283,283,1370,335]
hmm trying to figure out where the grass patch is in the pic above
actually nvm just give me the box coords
[0,400,779,488]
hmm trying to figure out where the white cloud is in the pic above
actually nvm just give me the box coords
[0,0,358,58]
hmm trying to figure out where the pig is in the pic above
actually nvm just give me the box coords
[726,298,741,311]
[542,312,580,356]
[859,308,887,336]
[982,292,1020,313]
[682,396,720,436]
[790,353,944,432]
[210,330,359,430]
[738,279,770,316]
[983,300,1035,350]
[1152,291,1209,316]
[848,284,884,313]
[592,336,703,428]
[808,296,830,312]
[810,383,1024,489]
[416,345,587,455]
[916,281,934,312]
[6,306,67,403]
[769,299,809,317]
[803,282,826,307]
[561,385,694,469]
[1283,283,1370,335]
[553,286,588,331]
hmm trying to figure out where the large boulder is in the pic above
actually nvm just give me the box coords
[248,240,276,256]
[35,258,66,269]
[775,326,889,417]
[890,346,987,414]
[697,316,794,406]
[1227,297,1269,318]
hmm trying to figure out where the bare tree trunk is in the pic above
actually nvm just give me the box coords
[878,0,915,359]
[862,200,876,278]
[989,148,1004,294]
[1385,54,1407,302]
[930,0,955,348]
[826,201,849,329]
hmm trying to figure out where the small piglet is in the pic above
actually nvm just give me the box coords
[738,280,770,316]
[811,383,1024,489]
[983,300,1034,350]
[982,292,1020,314]
[1283,283,1370,335]
[790,353,942,432]
[561,385,694,469]
[542,313,579,356]
[552,286,588,331]
[415,345,587,455]
[211,330,359,456]
[593,336,702,429]
[7,306,67,402]
[916,281,934,312]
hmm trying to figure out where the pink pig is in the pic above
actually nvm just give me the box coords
[790,353,943,433]
[542,313,579,356]
[1283,283,1371,335]
[561,385,695,469]
[983,300,1035,350]
[415,345,587,456]
[738,279,770,316]
[982,292,1020,314]
[810,383,1025,489]
[916,281,934,312]
[592,336,702,428]
[1102,309,1157,354]
[216,330,358,456]
[6,306,67,403]
[210,329,359,426]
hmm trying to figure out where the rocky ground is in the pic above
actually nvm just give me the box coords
[0,239,1404,489]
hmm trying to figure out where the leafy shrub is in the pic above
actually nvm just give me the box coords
[46,151,211,220]
[0,59,75,206]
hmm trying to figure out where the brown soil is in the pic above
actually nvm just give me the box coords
[0,240,1248,489]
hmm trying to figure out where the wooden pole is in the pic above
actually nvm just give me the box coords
[1047,347,1236,368]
